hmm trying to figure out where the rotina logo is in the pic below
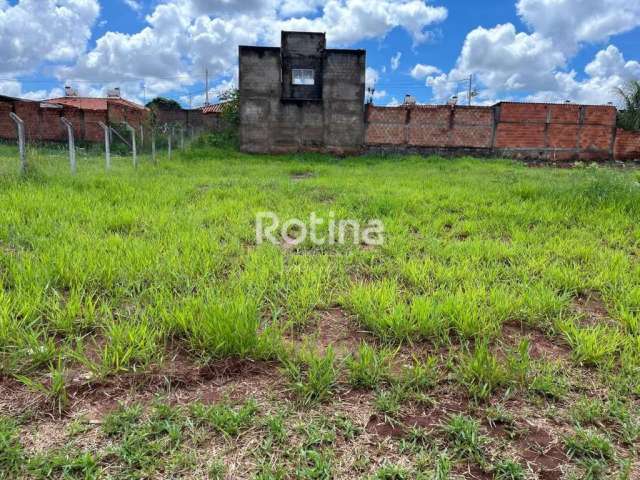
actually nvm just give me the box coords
[256,212,384,247]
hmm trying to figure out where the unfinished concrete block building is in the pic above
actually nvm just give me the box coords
[239,31,366,154]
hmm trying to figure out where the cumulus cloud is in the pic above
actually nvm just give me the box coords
[517,0,640,54]
[410,63,441,80]
[526,45,640,104]
[423,0,640,105]
[55,0,447,105]
[0,0,100,75]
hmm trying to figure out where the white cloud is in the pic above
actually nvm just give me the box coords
[277,0,448,46]
[0,79,63,101]
[365,66,379,90]
[517,0,640,54]
[410,63,441,80]
[122,0,143,12]
[0,0,100,75]
[526,45,640,105]
[55,0,447,104]
[391,51,402,71]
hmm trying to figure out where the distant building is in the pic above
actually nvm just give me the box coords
[239,31,366,154]
[0,93,147,143]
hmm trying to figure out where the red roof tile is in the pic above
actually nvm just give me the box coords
[202,103,225,114]
[46,97,147,111]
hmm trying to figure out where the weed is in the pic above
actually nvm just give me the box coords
[442,414,485,463]
[295,449,333,479]
[283,347,338,406]
[396,356,439,392]
[493,458,526,480]
[16,357,69,415]
[190,398,258,437]
[565,428,614,461]
[370,462,410,479]
[0,417,23,476]
[346,343,393,389]
[374,385,406,420]
[561,321,623,367]
[457,342,508,400]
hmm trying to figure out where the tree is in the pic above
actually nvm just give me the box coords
[145,97,182,111]
[218,88,239,128]
[616,80,640,131]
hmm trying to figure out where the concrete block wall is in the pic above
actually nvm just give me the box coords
[239,33,366,155]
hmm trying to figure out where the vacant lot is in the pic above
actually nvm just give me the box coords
[1,143,639,479]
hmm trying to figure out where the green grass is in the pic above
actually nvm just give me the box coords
[2,143,640,477]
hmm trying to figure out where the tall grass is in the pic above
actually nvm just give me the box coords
[1,145,639,407]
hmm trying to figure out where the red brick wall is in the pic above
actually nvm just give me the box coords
[366,102,622,161]
[614,129,640,160]
[0,101,13,139]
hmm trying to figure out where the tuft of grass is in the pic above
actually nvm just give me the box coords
[560,321,623,368]
[16,357,69,415]
[283,347,339,406]
[493,458,526,480]
[374,386,406,420]
[396,356,439,392]
[564,428,614,461]
[346,343,393,389]
[190,398,258,437]
[0,416,24,476]
[456,342,508,400]
[442,414,485,463]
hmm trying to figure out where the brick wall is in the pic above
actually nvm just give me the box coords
[366,102,621,161]
[0,97,150,144]
[614,129,640,160]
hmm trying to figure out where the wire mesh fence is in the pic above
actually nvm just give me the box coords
[0,113,215,177]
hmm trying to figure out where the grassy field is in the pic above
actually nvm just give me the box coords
[0,141,639,479]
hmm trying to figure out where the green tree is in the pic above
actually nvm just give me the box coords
[218,88,239,128]
[145,97,182,111]
[616,80,640,131]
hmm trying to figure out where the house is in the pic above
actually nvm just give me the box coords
[239,31,366,154]
[0,90,148,143]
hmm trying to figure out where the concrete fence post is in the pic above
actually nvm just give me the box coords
[151,127,157,165]
[98,121,111,170]
[139,125,144,151]
[60,117,77,174]
[167,124,172,161]
[9,112,27,175]
[180,126,185,150]
[124,122,137,168]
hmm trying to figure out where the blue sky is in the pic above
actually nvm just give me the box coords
[1,0,639,107]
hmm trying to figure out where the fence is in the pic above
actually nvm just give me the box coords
[0,111,213,176]
[365,102,640,162]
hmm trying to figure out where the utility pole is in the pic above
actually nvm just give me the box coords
[467,74,473,106]
[205,67,209,106]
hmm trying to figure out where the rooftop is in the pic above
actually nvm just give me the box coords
[46,97,147,111]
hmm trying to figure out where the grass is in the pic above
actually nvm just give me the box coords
[1,142,640,477]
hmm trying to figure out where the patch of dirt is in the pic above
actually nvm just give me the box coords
[290,307,369,357]
[515,427,568,480]
[458,463,492,479]
[572,291,614,326]
[290,172,315,181]
[501,321,571,360]
[366,394,468,439]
